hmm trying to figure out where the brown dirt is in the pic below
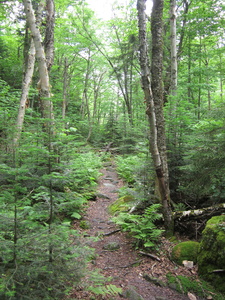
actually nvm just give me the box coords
[68,163,200,300]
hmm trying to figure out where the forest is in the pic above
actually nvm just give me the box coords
[0,0,225,299]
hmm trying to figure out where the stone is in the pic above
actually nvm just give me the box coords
[197,215,225,292]
[171,241,199,265]
[122,286,145,300]
[182,260,194,269]
[103,241,120,251]
[96,193,110,199]
[103,183,115,188]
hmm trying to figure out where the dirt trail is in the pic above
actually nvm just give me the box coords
[72,163,191,300]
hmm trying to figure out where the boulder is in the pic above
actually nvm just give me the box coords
[197,215,225,292]
[171,241,199,265]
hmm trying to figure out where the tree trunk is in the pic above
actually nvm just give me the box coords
[80,49,92,122]
[86,71,105,142]
[62,57,69,121]
[23,0,54,123]
[13,38,35,146]
[44,0,55,71]
[137,0,174,235]
[170,0,177,94]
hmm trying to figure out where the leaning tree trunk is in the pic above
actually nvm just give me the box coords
[23,0,54,123]
[13,37,35,146]
[137,0,174,235]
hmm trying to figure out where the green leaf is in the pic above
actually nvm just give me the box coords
[71,212,82,219]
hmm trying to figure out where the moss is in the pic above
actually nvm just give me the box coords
[79,220,90,229]
[197,215,225,292]
[166,273,224,300]
[171,241,199,265]
[169,236,179,243]
[108,195,135,215]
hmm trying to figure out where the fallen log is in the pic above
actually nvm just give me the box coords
[173,203,225,238]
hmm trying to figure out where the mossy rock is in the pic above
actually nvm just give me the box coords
[197,215,225,292]
[108,195,135,215]
[166,273,224,299]
[103,241,120,251]
[171,241,199,265]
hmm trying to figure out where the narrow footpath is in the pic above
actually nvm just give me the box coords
[71,162,192,300]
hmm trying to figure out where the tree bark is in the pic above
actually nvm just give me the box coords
[62,57,69,121]
[44,0,55,71]
[13,37,35,146]
[170,0,177,94]
[23,0,54,123]
[137,0,173,235]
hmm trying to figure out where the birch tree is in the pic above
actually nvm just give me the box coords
[137,0,173,234]
[23,0,54,123]
[13,37,35,146]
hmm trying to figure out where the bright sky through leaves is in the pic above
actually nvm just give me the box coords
[86,0,153,20]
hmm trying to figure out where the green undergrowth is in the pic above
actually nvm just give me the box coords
[112,204,163,250]
[112,154,163,250]
[86,269,122,298]
[0,135,104,299]
[166,273,224,300]
[108,194,135,214]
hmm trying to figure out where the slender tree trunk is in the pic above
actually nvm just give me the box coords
[219,46,223,101]
[198,38,202,120]
[23,0,54,123]
[170,0,177,95]
[44,0,55,71]
[86,72,105,142]
[13,38,35,146]
[62,57,69,121]
[137,0,173,235]
[81,49,92,121]
[187,36,191,101]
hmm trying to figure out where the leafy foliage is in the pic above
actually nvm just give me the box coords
[86,269,122,296]
[113,204,163,249]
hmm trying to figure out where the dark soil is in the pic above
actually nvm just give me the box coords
[68,162,200,300]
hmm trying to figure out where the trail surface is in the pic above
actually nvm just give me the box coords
[71,162,193,299]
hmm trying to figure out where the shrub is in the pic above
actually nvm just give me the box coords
[113,204,163,249]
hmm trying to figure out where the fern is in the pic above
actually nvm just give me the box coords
[113,204,163,249]
[88,284,122,296]
[87,269,122,296]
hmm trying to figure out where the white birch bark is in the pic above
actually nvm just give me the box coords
[13,38,35,146]
[23,0,54,122]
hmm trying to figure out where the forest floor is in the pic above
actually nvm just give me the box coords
[68,161,202,300]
